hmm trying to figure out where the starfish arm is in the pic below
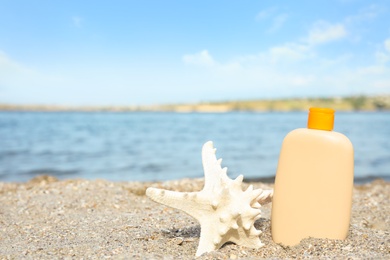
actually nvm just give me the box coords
[146,188,207,220]
[228,228,264,248]
[202,141,230,191]
[196,222,221,257]
[257,189,273,205]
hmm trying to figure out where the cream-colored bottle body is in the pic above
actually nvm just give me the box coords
[271,128,354,246]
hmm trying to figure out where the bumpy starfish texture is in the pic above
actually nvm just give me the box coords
[146,141,273,256]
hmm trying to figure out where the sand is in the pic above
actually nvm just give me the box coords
[0,175,389,259]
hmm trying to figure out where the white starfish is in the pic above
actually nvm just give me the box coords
[146,141,273,256]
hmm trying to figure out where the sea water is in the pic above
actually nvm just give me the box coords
[0,111,389,182]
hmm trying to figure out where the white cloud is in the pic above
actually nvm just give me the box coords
[1,50,20,69]
[255,7,278,20]
[182,26,390,99]
[182,50,216,67]
[307,21,346,45]
[375,38,390,64]
[269,43,310,62]
[181,49,320,95]
[255,7,288,33]
[236,20,347,68]
[0,50,69,104]
[385,39,390,53]
[268,14,289,32]
[372,79,390,89]
[0,51,36,86]
[357,65,386,75]
[376,51,389,64]
[345,4,382,24]
[290,75,315,86]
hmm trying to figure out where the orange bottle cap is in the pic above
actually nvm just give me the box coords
[307,107,335,131]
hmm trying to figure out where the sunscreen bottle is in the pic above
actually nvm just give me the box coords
[271,107,354,246]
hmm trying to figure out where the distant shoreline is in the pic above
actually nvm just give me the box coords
[1,95,390,112]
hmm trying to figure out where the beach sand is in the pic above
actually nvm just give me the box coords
[0,175,389,259]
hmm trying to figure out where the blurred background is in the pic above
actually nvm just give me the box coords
[0,0,389,182]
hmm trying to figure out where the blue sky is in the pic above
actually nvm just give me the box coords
[1,0,390,106]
